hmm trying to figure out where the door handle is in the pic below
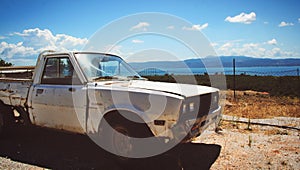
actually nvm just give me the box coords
[68,88,76,92]
[36,89,44,96]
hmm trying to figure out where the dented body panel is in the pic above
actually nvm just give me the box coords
[86,81,184,137]
[0,51,221,142]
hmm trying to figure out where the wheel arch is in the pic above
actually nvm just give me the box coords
[100,109,154,137]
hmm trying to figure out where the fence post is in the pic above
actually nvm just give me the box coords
[233,58,236,100]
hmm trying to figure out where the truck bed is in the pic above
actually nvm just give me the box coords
[0,66,34,78]
[0,66,34,107]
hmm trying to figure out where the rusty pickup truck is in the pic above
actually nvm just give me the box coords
[0,51,221,157]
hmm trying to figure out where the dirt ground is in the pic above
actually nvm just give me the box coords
[1,90,299,169]
[0,126,220,170]
[198,117,300,169]
[1,116,299,170]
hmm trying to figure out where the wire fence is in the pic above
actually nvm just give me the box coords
[138,68,300,77]
[225,69,299,76]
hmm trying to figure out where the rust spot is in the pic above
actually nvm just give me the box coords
[11,96,20,100]
[104,82,114,85]
[104,82,125,86]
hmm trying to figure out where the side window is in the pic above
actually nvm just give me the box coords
[41,57,81,85]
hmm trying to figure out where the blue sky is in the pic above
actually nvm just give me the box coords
[0,0,300,65]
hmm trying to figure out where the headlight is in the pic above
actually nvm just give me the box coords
[189,102,195,112]
[213,95,218,104]
[211,92,219,110]
[182,102,195,113]
[182,104,187,113]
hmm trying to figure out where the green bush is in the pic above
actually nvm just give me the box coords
[0,58,13,66]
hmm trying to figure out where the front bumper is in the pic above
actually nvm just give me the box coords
[172,106,222,143]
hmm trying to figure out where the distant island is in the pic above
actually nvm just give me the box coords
[130,56,300,69]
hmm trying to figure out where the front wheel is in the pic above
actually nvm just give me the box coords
[98,112,154,159]
[108,124,135,158]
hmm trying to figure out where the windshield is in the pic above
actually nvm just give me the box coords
[75,53,142,82]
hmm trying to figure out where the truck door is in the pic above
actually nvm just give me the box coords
[30,56,86,133]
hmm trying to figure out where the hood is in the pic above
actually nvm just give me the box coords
[97,80,219,98]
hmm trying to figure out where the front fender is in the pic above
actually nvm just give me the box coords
[86,85,183,138]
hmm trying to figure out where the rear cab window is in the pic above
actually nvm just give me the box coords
[41,56,81,85]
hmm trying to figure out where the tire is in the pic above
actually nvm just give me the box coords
[0,103,14,137]
[108,123,135,159]
[0,112,4,136]
[99,112,153,159]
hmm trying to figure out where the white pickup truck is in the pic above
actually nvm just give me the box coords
[0,51,221,157]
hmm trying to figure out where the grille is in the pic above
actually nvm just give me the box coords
[179,92,219,122]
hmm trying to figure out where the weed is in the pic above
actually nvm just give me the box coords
[248,135,252,147]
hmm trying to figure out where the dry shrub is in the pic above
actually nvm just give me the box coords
[224,90,300,119]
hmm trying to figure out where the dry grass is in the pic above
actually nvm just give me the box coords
[223,90,300,119]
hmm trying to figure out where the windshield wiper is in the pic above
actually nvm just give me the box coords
[93,75,145,81]
[127,75,145,80]
[93,75,130,81]
[93,76,115,81]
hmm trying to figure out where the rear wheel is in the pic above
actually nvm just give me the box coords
[0,112,4,136]
[0,103,15,137]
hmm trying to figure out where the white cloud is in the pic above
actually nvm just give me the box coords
[0,28,88,63]
[0,41,36,59]
[9,28,88,51]
[56,34,88,48]
[166,25,175,30]
[243,43,259,48]
[278,21,294,27]
[267,39,277,45]
[130,22,150,31]
[131,39,144,44]
[182,23,208,31]
[219,42,233,50]
[269,47,281,57]
[215,40,298,58]
[225,12,256,24]
[298,18,300,23]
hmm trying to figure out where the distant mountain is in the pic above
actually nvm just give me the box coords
[130,56,300,69]
[218,56,300,67]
